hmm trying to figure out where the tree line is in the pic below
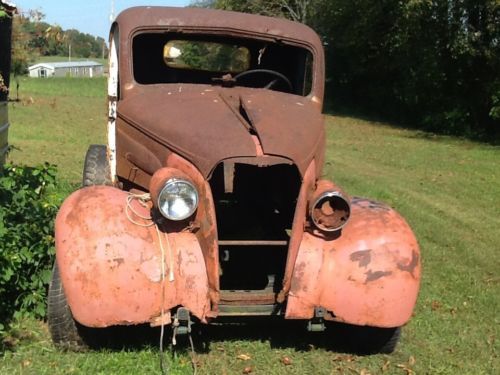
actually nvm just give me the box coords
[194,0,500,141]
[11,10,107,75]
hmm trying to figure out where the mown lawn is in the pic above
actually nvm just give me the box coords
[2,77,499,374]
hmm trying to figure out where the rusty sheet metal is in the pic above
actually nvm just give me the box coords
[278,160,316,303]
[118,86,257,178]
[166,153,220,315]
[55,186,210,327]
[220,291,276,305]
[117,86,323,178]
[238,89,325,177]
[115,6,325,101]
[285,198,421,328]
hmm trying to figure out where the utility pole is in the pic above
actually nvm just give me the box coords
[110,0,115,23]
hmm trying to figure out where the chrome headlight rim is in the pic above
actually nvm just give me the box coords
[310,190,350,232]
[157,178,199,221]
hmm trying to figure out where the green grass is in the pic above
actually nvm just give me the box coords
[2,77,499,374]
[7,76,107,194]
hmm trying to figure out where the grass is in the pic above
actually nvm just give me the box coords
[7,76,106,195]
[2,77,499,374]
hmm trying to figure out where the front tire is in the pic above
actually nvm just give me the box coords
[47,263,89,351]
[346,325,401,354]
[82,144,112,186]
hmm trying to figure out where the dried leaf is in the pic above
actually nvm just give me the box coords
[333,354,356,363]
[281,356,292,366]
[237,354,251,361]
[396,364,415,375]
[360,369,371,375]
[382,359,391,372]
[431,300,442,311]
[408,356,416,366]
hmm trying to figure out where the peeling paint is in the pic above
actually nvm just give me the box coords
[397,250,420,278]
[350,250,372,268]
[365,269,393,283]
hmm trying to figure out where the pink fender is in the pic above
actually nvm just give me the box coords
[285,198,421,328]
[55,186,210,327]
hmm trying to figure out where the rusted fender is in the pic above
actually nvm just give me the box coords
[55,186,210,327]
[285,198,421,328]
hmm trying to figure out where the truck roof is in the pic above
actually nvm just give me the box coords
[114,6,322,52]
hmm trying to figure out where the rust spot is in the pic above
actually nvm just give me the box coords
[350,250,372,268]
[290,262,306,294]
[185,275,196,290]
[397,250,419,277]
[113,257,125,267]
[365,270,392,283]
[351,197,391,211]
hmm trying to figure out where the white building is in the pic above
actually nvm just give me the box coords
[28,61,104,78]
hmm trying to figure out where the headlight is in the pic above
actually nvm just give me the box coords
[310,182,351,232]
[157,178,199,221]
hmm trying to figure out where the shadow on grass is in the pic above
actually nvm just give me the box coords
[79,317,381,355]
[324,106,500,146]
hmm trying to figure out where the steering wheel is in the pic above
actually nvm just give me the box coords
[234,69,293,92]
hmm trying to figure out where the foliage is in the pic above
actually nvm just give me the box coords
[168,40,250,72]
[192,0,316,23]
[0,163,58,337]
[11,12,34,76]
[197,0,500,141]
[10,10,107,75]
[0,2,13,99]
[0,74,7,93]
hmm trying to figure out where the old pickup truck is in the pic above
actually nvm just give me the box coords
[48,6,420,354]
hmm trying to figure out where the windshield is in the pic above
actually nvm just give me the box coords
[133,32,313,96]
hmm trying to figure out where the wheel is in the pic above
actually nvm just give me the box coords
[345,325,401,354]
[234,69,293,92]
[47,263,90,351]
[82,144,112,186]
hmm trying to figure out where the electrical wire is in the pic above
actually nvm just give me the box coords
[125,193,168,374]
[125,192,196,375]
[156,223,168,375]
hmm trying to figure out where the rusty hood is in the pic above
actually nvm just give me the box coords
[118,85,324,177]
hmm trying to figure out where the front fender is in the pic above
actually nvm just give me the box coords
[55,186,210,327]
[285,198,421,328]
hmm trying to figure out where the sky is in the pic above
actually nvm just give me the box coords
[13,0,191,39]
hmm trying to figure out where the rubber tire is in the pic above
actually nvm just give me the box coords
[82,144,112,186]
[346,325,401,354]
[47,263,89,351]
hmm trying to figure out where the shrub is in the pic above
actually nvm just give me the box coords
[0,163,58,336]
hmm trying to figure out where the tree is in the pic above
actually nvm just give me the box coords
[196,0,317,23]
[196,0,500,140]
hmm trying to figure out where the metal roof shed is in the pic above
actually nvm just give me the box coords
[28,61,104,78]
